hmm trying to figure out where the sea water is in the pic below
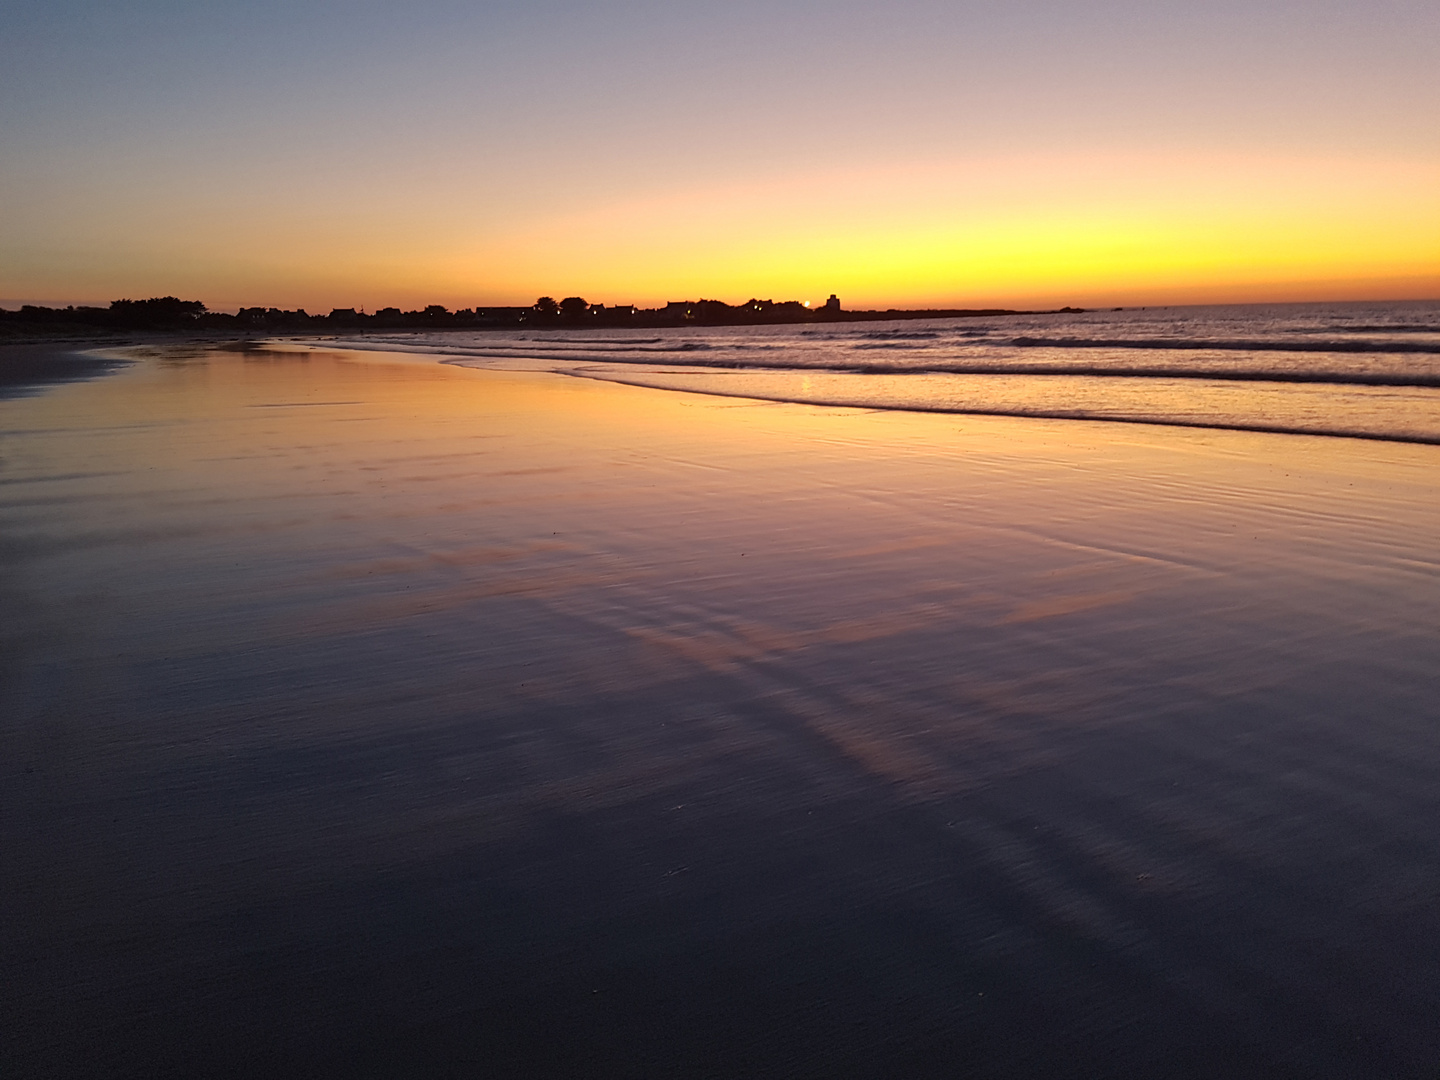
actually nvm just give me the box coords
[334,300,1440,443]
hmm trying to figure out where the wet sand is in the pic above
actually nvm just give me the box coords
[0,342,132,398]
[3,343,1439,1077]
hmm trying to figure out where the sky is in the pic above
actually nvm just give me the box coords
[2,0,1437,311]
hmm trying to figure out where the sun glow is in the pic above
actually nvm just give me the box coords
[4,151,1436,312]
[464,152,1440,309]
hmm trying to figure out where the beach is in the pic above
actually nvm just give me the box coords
[4,339,1440,1077]
[0,342,134,398]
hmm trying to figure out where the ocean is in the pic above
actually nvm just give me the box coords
[3,301,1439,1077]
[334,299,1440,443]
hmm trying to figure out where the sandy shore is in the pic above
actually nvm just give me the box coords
[0,341,137,396]
[4,342,1439,1078]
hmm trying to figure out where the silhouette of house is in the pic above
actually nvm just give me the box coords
[824,294,841,312]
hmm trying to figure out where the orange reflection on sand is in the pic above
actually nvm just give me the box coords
[32,341,1440,779]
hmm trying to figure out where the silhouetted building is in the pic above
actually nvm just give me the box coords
[824,294,841,312]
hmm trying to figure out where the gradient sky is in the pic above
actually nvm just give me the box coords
[2,0,1437,311]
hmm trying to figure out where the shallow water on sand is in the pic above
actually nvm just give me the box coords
[337,300,1440,443]
[3,344,1440,1077]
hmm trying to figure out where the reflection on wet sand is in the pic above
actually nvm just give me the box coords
[3,344,1439,1077]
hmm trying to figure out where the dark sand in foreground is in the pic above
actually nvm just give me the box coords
[3,343,1439,1077]
[0,342,132,397]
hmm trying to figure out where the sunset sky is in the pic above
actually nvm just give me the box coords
[3,0,1437,311]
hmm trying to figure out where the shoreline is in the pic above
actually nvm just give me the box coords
[555,366,1440,447]
[13,331,1440,448]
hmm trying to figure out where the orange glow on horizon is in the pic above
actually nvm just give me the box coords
[5,151,1436,312]
[462,152,1439,310]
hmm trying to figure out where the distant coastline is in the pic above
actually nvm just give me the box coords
[0,294,1090,341]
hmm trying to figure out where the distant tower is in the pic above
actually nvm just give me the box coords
[824,294,841,312]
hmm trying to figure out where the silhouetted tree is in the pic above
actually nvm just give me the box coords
[534,297,559,316]
[559,296,588,320]
[108,297,206,327]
